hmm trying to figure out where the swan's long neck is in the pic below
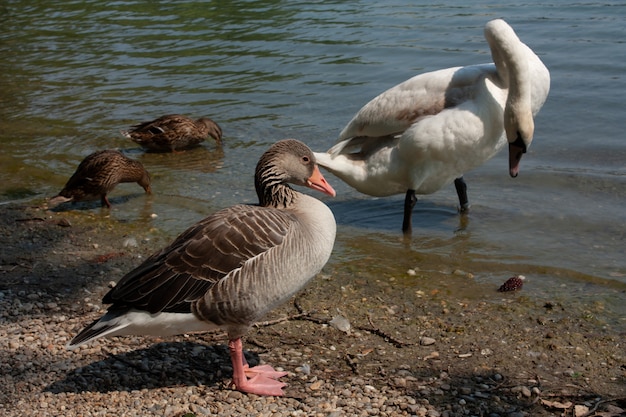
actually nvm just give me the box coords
[484,19,534,149]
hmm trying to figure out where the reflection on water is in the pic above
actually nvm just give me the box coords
[0,1,624,322]
[134,145,225,175]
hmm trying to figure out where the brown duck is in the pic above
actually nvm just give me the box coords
[49,150,151,208]
[122,114,223,152]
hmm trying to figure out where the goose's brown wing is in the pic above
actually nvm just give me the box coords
[102,204,293,314]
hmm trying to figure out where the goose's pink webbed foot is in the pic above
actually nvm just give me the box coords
[228,338,287,396]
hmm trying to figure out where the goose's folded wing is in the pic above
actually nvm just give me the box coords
[102,205,292,314]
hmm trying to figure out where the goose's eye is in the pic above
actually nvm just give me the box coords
[302,156,310,163]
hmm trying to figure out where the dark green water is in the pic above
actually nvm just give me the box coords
[1,1,624,321]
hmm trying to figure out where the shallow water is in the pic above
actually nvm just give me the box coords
[1,1,624,317]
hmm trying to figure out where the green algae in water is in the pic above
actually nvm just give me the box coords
[1,187,37,200]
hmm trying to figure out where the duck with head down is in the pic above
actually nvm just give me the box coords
[122,114,223,152]
[49,149,151,209]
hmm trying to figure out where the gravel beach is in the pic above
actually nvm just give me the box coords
[1,203,624,417]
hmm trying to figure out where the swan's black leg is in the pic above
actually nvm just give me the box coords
[402,189,417,233]
[454,177,470,212]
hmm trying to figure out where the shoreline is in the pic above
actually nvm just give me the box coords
[1,202,624,416]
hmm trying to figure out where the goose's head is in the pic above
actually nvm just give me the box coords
[504,95,534,178]
[255,139,336,206]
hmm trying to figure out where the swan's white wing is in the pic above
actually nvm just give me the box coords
[332,65,496,157]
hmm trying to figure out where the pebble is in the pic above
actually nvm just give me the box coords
[329,315,351,333]
[122,237,138,248]
[511,385,532,398]
[309,380,324,390]
[420,336,436,346]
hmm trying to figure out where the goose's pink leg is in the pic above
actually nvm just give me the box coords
[228,338,287,396]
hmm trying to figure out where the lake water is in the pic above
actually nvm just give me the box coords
[1,2,624,318]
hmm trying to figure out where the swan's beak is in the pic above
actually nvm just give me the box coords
[307,165,336,197]
[508,134,528,178]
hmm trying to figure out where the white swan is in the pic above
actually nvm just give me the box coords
[68,139,336,396]
[314,19,550,233]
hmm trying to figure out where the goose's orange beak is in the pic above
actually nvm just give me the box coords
[307,165,336,197]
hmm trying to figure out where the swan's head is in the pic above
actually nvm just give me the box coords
[504,104,534,178]
[487,18,544,178]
